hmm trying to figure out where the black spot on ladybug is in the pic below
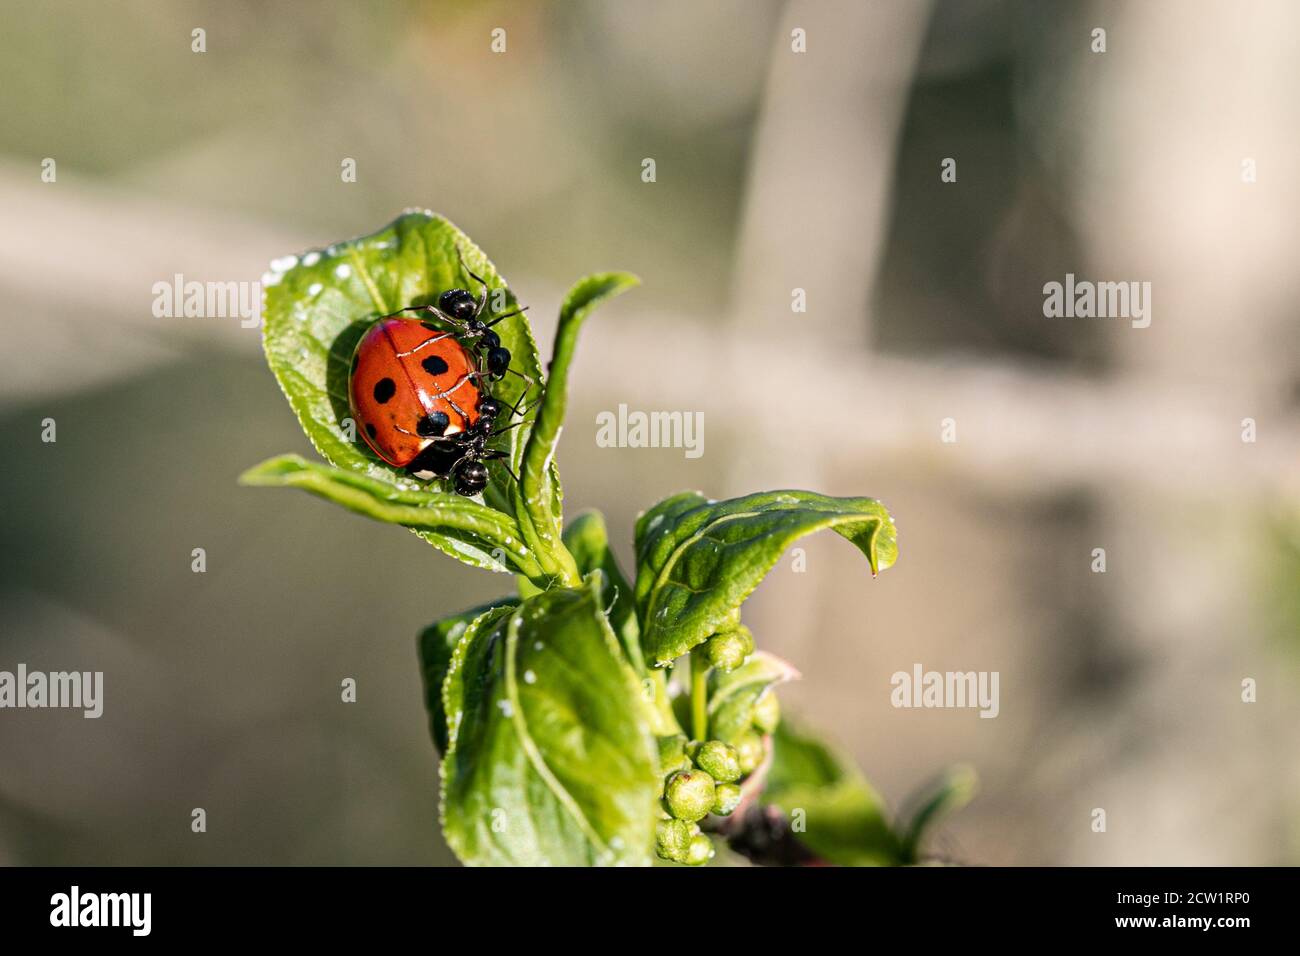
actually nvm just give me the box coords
[421,355,449,376]
[373,377,396,404]
[417,411,450,437]
[365,423,377,440]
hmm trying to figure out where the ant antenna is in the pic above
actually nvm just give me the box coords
[482,307,529,329]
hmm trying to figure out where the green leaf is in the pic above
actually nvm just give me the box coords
[519,273,639,581]
[763,720,905,866]
[440,578,659,866]
[899,765,977,862]
[258,210,544,538]
[239,455,541,577]
[707,651,799,744]
[418,600,519,754]
[634,490,898,666]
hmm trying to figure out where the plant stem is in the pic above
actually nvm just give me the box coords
[690,647,709,741]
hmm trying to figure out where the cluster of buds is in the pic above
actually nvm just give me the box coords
[654,615,781,865]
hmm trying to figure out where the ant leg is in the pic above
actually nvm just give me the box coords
[395,330,455,357]
[489,418,530,438]
[485,449,521,485]
[486,396,542,438]
[430,376,476,425]
[499,387,537,421]
[456,246,492,319]
[504,366,538,394]
[378,304,467,329]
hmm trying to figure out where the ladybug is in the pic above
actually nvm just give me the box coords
[348,318,488,494]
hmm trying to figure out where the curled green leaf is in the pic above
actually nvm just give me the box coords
[634,490,898,666]
[518,273,639,583]
[239,454,540,578]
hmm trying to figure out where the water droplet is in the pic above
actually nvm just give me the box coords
[523,670,536,684]
[497,699,514,717]
[302,251,321,267]
[335,263,352,279]
[533,641,544,651]
[307,282,323,296]
[269,254,298,273]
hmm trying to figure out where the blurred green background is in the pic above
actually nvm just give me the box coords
[1,0,1297,865]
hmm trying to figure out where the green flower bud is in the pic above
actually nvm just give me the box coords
[735,625,755,657]
[752,691,780,734]
[735,730,766,775]
[656,818,692,863]
[705,628,749,672]
[711,782,742,816]
[684,833,714,866]
[657,734,690,776]
[664,769,716,822]
[695,739,741,783]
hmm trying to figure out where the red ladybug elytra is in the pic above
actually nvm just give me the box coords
[349,317,485,465]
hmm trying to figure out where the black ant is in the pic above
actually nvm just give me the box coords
[379,247,530,384]
[407,391,534,497]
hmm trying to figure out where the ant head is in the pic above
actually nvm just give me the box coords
[452,458,489,496]
[477,397,503,421]
[486,346,512,379]
[438,288,478,323]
